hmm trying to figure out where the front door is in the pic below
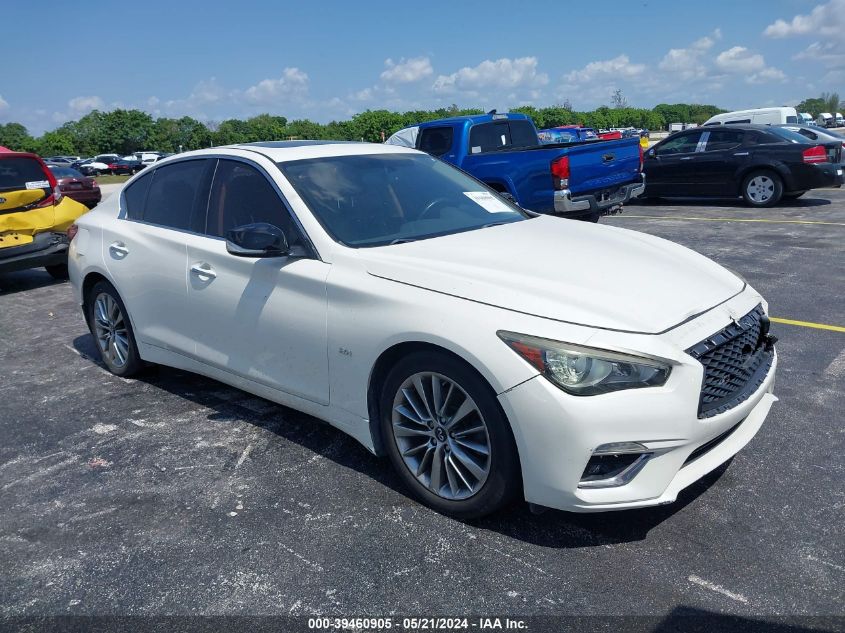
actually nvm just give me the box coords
[186,158,331,404]
[645,130,703,196]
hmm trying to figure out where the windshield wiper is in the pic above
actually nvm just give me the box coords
[481,221,512,229]
[389,237,418,245]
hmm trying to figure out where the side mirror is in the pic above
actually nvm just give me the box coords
[647,148,656,158]
[226,222,289,257]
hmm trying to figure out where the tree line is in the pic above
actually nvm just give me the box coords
[0,101,754,158]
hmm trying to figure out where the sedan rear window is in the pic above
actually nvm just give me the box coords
[764,127,813,144]
[0,157,50,193]
[278,153,527,247]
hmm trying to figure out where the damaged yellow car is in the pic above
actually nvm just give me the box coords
[0,151,89,279]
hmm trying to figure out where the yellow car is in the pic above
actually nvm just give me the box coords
[0,151,89,278]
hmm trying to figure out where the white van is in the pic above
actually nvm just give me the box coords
[703,107,799,126]
[799,112,814,125]
[817,113,834,127]
[835,113,845,127]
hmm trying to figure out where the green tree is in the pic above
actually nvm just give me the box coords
[796,97,827,117]
[0,122,35,151]
[245,114,288,141]
[35,129,76,156]
[821,92,841,114]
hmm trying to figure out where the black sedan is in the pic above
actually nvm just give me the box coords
[110,158,145,175]
[642,124,843,206]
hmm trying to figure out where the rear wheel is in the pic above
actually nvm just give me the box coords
[741,170,783,207]
[85,280,144,377]
[380,351,521,519]
[45,263,68,280]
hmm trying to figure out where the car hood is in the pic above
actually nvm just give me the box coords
[362,216,744,334]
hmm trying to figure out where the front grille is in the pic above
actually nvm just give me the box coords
[687,305,774,418]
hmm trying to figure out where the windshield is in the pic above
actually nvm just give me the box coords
[49,166,83,178]
[278,153,527,247]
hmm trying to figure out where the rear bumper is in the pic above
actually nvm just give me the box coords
[554,174,646,217]
[787,163,843,192]
[0,232,68,273]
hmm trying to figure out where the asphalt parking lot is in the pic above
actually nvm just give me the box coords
[1,188,843,628]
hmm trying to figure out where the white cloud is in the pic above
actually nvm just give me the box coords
[0,94,8,113]
[243,68,309,105]
[380,57,433,83]
[747,67,787,84]
[564,54,646,84]
[68,95,104,115]
[658,30,721,79]
[715,47,766,73]
[433,57,548,94]
[764,0,845,38]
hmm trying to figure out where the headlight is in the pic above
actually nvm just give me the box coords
[498,331,671,396]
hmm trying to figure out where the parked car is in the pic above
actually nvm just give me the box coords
[817,113,834,127]
[43,156,74,165]
[0,151,89,278]
[776,124,845,150]
[799,112,814,125]
[133,151,161,167]
[835,113,845,127]
[597,129,623,140]
[111,158,144,175]
[704,107,799,126]
[386,112,644,222]
[642,124,843,206]
[47,165,102,208]
[75,159,110,176]
[68,141,778,518]
[537,126,599,144]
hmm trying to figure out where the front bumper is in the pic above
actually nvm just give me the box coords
[553,174,646,218]
[498,345,777,513]
[0,231,68,273]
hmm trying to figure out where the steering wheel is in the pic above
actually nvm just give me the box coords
[419,197,452,220]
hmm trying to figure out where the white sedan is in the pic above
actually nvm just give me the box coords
[68,141,778,518]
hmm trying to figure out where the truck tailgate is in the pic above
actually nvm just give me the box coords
[564,138,641,195]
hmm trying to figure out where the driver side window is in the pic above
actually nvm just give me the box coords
[657,132,702,155]
[206,159,302,248]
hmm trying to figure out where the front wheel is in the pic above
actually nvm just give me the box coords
[741,170,783,207]
[380,352,521,519]
[85,280,144,377]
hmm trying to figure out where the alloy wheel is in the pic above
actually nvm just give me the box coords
[391,372,492,500]
[746,175,775,203]
[93,292,130,368]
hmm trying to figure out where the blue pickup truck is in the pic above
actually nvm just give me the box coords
[386,112,645,221]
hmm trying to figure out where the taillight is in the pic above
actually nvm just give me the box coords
[551,156,570,190]
[67,224,79,242]
[802,145,827,164]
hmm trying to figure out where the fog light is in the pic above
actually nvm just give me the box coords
[579,447,652,489]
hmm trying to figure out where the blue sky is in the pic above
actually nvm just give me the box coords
[1,0,843,134]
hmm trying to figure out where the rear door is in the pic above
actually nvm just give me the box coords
[693,129,749,195]
[644,131,703,195]
[102,159,214,354]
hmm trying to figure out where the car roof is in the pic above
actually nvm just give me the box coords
[219,140,419,163]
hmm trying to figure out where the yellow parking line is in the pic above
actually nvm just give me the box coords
[616,215,845,226]
[770,317,845,333]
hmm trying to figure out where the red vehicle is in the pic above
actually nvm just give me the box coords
[598,130,623,140]
[47,166,102,208]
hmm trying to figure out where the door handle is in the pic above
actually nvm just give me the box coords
[109,241,129,257]
[733,152,750,156]
[680,156,695,161]
[190,263,217,280]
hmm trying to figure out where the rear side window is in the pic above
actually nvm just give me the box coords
[468,120,538,154]
[122,171,152,220]
[142,159,213,231]
[704,129,744,151]
[418,127,454,156]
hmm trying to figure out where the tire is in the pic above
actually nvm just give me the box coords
[85,280,144,377]
[784,191,806,199]
[379,351,521,519]
[741,170,783,207]
[45,263,69,280]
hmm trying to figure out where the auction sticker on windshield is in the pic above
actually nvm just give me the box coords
[464,191,513,213]
[26,180,50,189]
